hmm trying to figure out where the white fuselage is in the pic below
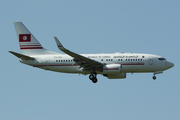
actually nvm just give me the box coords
[20,53,174,75]
[11,22,174,82]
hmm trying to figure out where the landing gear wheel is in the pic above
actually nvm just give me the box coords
[153,76,156,80]
[89,74,94,80]
[89,72,98,83]
[92,78,98,83]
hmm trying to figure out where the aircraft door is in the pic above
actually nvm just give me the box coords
[149,57,153,65]
[45,57,50,68]
[45,58,50,64]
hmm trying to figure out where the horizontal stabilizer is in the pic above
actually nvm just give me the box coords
[9,51,34,60]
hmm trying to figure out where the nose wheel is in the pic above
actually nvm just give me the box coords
[153,76,156,80]
[89,72,98,83]
[152,71,163,80]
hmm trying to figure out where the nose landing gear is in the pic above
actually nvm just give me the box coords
[152,71,163,80]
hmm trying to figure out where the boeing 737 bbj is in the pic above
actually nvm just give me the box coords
[9,22,174,83]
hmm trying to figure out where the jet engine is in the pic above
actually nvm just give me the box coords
[103,64,126,79]
[103,64,122,74]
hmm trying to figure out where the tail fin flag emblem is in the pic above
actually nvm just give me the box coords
[19,34,31,42]
[14,22,59,55]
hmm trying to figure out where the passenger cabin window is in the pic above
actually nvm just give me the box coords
[158,58,166,61]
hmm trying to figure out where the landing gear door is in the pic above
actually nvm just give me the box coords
[149,57,153,65]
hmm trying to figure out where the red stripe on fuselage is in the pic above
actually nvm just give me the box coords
[33,63,144,67]
[103,68,119,70]
[33,64,79,67]
[121,63,144,65]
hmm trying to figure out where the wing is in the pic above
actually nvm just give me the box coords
[54,37,103,72]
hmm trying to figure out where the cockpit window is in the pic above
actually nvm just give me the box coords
[158,58,166,61]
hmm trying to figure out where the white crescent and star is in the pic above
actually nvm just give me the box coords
[22,36,27,40]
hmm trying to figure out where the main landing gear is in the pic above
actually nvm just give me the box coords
[89,72,98,83]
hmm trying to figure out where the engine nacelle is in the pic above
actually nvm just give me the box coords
[103,64,122,74]
[104,73,126,79]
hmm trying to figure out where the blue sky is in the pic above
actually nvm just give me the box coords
[1,0,179,120]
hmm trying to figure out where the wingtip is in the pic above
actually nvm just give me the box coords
[14,21,22,23]
[54,36,59,43]
[54,36,57,39]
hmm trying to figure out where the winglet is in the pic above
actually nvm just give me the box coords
[54,37,65,50]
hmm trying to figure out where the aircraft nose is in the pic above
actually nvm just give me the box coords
[167,62,174,68]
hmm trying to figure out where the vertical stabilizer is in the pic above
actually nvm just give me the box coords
[14,22,48,55]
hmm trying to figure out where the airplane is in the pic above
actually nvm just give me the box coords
[9,22,174,83]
